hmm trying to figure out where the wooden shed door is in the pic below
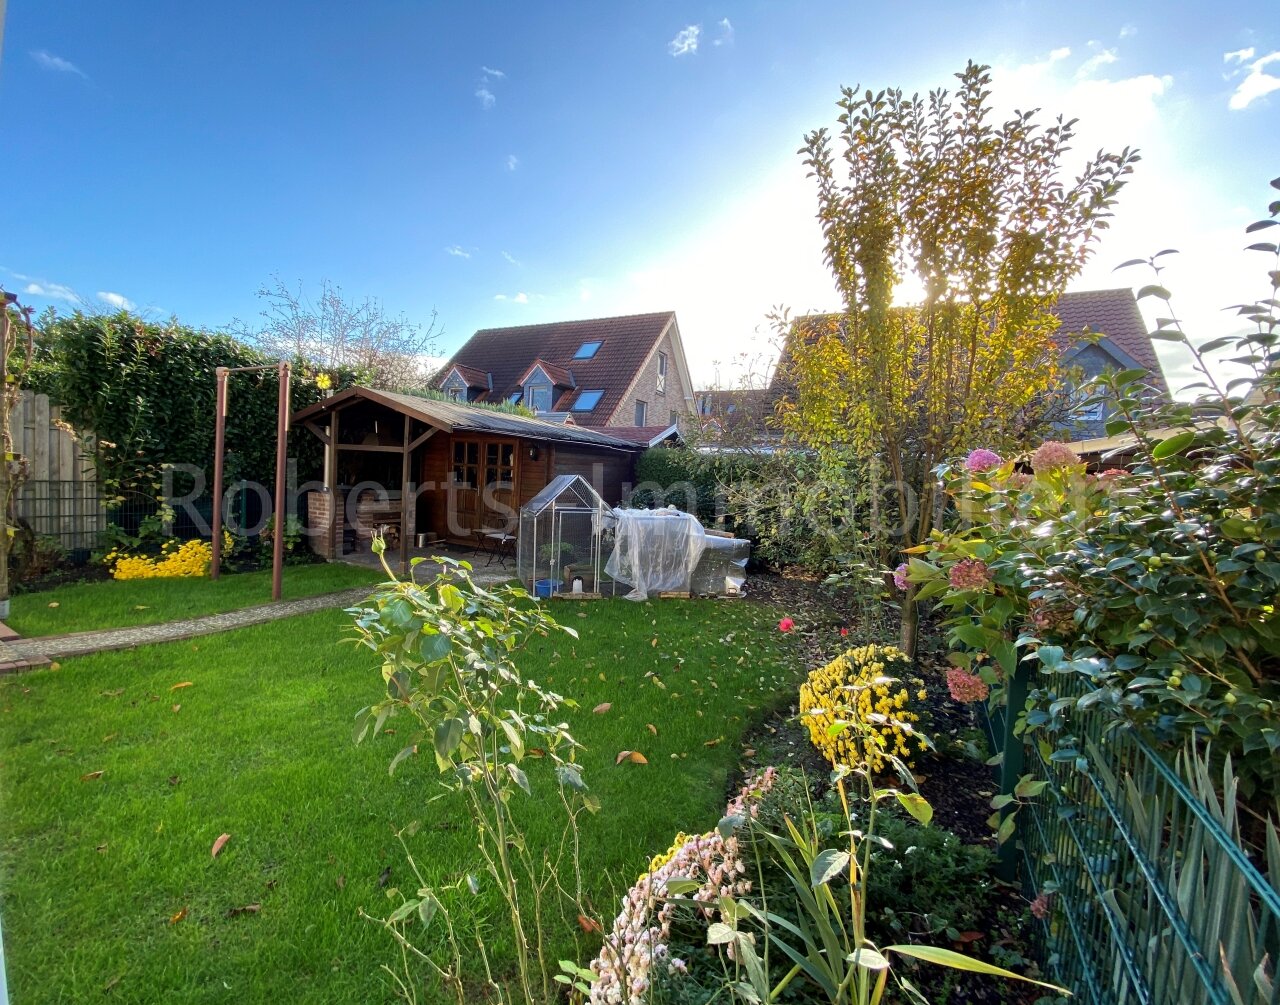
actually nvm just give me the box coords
[451,437,517,536]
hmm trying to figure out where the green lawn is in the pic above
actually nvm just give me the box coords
[0,594,800,1004]
[6,562,386,636]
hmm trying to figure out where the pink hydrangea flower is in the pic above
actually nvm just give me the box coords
[1030,892,1053,920]
[946,667,990,703]
[1030,440,1081,473]
[965,448,1003,473]
[948,558,991,591]
[778,617,795,633]
[893,562,910,592]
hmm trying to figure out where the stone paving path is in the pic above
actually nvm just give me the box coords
[0,585,377,670]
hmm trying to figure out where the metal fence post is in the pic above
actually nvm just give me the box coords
[996,660,1030,882]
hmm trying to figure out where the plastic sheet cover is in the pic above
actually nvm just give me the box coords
[605,507,708,600]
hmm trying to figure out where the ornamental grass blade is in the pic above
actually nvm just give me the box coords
[885,944,1070,993]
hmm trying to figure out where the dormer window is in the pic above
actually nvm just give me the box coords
[574,341,603,360]
[526,385,552,412]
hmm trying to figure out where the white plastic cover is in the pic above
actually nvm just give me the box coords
[605,507,708,601]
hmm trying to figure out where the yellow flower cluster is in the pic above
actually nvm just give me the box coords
[799,643,928,774]
[643,831,691,881]
[105,533,231,580]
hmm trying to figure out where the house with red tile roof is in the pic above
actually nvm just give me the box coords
[761,288,1169,441]
[434,311,696,431]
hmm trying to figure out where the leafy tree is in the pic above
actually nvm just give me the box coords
[233,277,440,392]
[778,61,1139,654]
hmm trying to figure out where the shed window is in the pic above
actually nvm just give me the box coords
[571,389,604,411]
[634,400,648,426]
[573,341,603,360]
[508,391,522,404]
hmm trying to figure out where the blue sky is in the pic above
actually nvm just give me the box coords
[3,2,1278,391]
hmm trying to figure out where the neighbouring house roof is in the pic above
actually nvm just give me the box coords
[604,424,682,448]
[433,311,681,422]
[444,362,492,389]
[292,386,642,451]
[693,389,780,440]
[516,358,575,388]
[769,289,1170,396]
[1053,288,1169,396]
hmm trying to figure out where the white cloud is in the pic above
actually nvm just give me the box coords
[445,245,471,259]
[502,251,522,267]
[96,291,135,311]
[475,87,496,110]
[713,18,734,47]
[30,49,86,77]
[1227,50,1280,110]
[1119,24,1137,38]
[494,292,530,304]
[480,66,505,80]
[1078,48,1118,78]
[668,25,701,57]
[1224,47,1256,64]
[506,153,519,171]
[1048,46,1072,62]
[23,280,79,302]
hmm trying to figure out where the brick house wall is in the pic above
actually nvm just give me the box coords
[604,329,692,427]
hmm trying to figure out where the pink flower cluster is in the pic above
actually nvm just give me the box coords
[946,667,990,703]
[948,558,991,591]
[893,562,910,592]
[1030,892,1054,920]
[965,448,1003,473]
[1030,440,1081,473]
[589,769,778,1003]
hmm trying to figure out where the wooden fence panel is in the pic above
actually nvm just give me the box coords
[8,390,105,549]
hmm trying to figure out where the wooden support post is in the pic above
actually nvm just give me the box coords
[399,414,412,577]
[271,362,290,601]
[210,367,228,580]
[329,406,341,558]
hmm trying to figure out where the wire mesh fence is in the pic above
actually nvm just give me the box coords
[984,673,1280,1005]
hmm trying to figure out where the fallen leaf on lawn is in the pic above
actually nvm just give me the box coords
[81,770,104,781]
[102,733,117,743]
[100,689,124,698]
[169,907,187,925]
[47,601,59,608]
[956,931,985,943]
[103,975,122,992]
[336,875,346,890]
[170,682,193,692]
[646,723,658,736]
[650,637,658,647]
[593,702,612,715]
[526,747,546,758]
[704,737,723,748]
[226,903,261,917]
[168,775,181,786]
[96,842,108,853]
[211,833,231,858]
[383,728,395,735]
[615,750,648,765]
[49,662,61,672]
[577,914,603,934]
[172,704,181,713]
[133,605,149,611]
[743,748,756,757]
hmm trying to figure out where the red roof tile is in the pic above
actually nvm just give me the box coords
[445,362,491,389]
[436,311,675,422]
[1052,288,1169,395]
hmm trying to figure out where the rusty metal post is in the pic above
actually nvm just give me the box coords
[210,367,228,580]
[271,362,290,601]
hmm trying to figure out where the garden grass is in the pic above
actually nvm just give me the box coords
[0,594,801,1004]
[6,562,386,637]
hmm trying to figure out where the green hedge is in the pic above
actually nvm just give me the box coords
[29,311,360,494]
[630,447,760,526]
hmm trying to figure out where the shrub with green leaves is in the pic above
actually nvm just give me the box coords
[908,177,1280,800]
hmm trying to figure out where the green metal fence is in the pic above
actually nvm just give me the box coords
[985,669,1280,1005]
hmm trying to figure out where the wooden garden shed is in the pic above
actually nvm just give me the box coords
[291,386,642,572]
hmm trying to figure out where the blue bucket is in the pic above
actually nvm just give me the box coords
[533,579,559,599]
